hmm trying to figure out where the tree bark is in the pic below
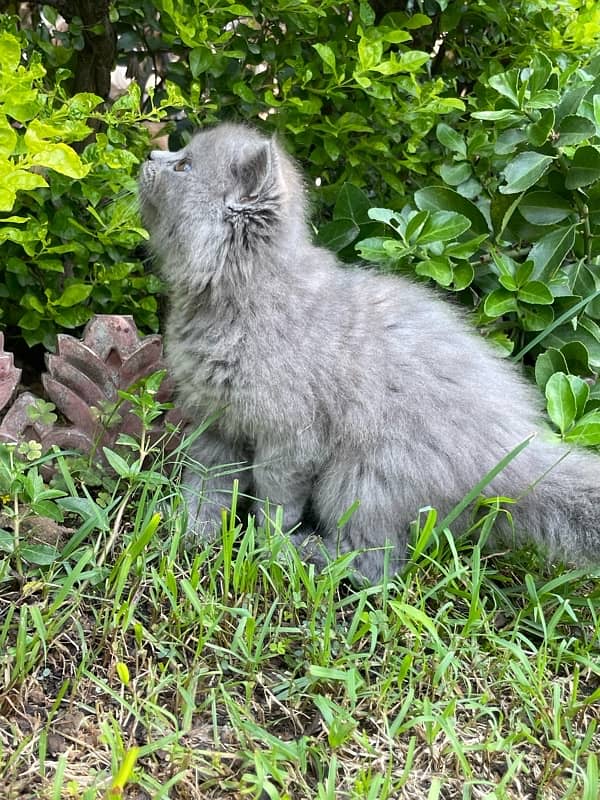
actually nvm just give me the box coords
[32,0,117,98]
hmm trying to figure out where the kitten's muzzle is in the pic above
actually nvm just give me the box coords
[137,162,161,226]
[149,149,173,161]
[138,160,158,192]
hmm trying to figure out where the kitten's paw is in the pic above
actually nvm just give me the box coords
[289,529,331,572]
[185,505,225,542]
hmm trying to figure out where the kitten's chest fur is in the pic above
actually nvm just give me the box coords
[166,292,291,439]
[167,297,242,408]
[166,283,329,449]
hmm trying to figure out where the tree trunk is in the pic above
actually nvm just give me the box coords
[37,0,117,98]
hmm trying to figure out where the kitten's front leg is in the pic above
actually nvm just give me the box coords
[183,429,252,540]
[252,447,336,571]
[252,447,313,530]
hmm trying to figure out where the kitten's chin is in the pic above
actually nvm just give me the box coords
[138,194,158,232]
[137,163,159,221]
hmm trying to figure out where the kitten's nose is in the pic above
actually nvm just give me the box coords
[149,149,172,161]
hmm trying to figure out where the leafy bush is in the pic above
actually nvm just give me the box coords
[0,20,176,349]
[2,0,600,441]
[357,50,600,445]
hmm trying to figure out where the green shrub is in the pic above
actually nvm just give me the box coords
[2,0,600,433]
[0,21,179,349]
[356,51,600,444]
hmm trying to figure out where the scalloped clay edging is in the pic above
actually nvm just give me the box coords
[0,315,184,464]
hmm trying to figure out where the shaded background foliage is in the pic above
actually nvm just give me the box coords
[1,0,600,443]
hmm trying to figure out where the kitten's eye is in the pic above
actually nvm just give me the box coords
[173,157,191,172]
[239,194,258,203]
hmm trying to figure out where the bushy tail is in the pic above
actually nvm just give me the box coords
[508,442,600,564]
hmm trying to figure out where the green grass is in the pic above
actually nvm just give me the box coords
[1,437,600,800]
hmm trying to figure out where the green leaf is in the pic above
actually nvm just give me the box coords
[0,185,15,212]
[189,46,213,76]
[439,162,472,186]
[55,284,92,307]
[51,305,93,328]
[334,184,370,224]
[443,234,487,259]
[357,36,382,71]
[232,81,255,103]
[484,289,518,317]
[526,52,553,95]
[436,123,467,157]
[515,289,600,364]
[518,191,572,226]
[0,530,14,554]
[489,69,520,107]
[18,310,41,330]
[415,211,471,244]
[545,372,576,434]
[594,95,600,127]
[515,260,534,286]
[68,93,103,115]
[317,219,360,252]
[415,258,453,286]
[557,115,596,147]
[491,250,517,281]
[395,50,430,72]
[313,43,337,73]
[490,192,523,239]
[543,310,600,368]
[367,207,402,231]
[102,447,134,478]
[527,89,560,109]
[399,13,431,30]
[0,160,47,210]
[0,32,21,71]
[529,225,576,280]
[0,117,17,156]
[451,262,474,290]
[5,168,48,192]
[21,544,59,566]
[565,145,600,189]
[486,331,514,356]
[564,410,600,446]
[526,109,554,147]
[535,348,568,390]
[355,236,395,263]
[372,56,416,76]
[471,110,523,121]
[405,210,429,242]
[498,273,517,291]
[566,374,589,418]
[499,152,554,194]
[556,84,590,122]
[495,129,528,156]
[27,141,90,179]
[359,1,376,24]
[517,281,554,305]
[37,258,64,273]
[520,304,553,331]
[561,341,591,375]
[414,187,489,235]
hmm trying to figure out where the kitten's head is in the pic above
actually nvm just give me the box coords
[138,123,306,290]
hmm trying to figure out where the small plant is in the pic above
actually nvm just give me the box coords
[0,443,67,572]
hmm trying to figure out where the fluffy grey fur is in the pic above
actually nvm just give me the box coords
[139,122,600,583]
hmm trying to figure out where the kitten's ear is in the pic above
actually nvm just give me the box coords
[230,141,276,203]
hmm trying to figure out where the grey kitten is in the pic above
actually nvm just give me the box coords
[139,122,600,584]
